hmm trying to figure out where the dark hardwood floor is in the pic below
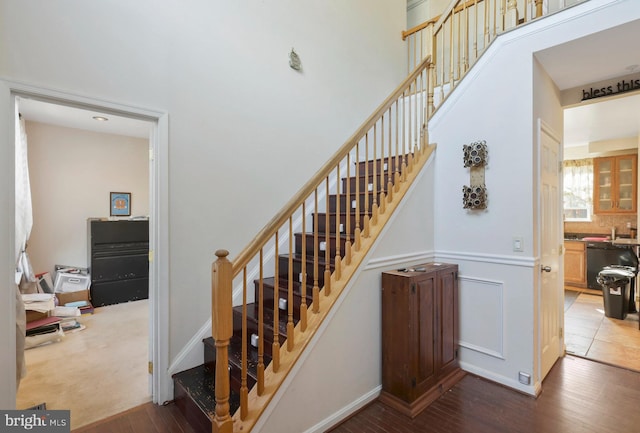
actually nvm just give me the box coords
[331,355,640,433]
[71,401,197,433]
[73,355,640,433]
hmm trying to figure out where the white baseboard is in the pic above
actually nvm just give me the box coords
[459,361,537,396]
[302,386,382,433]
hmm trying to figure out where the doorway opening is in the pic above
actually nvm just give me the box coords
[562,93,640,373]
[12,91,168,430]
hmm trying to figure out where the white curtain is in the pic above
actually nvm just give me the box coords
[16,98,33,270]
[563,158,593,220]
[15,98,32,386]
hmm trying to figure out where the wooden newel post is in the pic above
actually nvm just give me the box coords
[212,249,233,433]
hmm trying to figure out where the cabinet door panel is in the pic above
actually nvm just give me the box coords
[439,269,458,372]
[381,275,412,401]
[594,155,637,214]
[415,275,436,395]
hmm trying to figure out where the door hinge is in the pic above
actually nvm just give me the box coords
[149,148,154,161]
[559,327,563,338]
[148,361,153,374]
[149,250,154,263]
[411,283,416,294]
[411,378,416,388]
[559,244,563,255]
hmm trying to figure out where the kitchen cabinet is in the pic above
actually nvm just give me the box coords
[594,154,637,214]
[564,240,587,287]
[379,263,465,417]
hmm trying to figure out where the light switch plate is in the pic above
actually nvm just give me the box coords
[513,236,524,252]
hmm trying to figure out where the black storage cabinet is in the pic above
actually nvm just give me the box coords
[88,219,149,306]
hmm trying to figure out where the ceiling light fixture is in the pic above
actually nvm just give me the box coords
[92,116,109,122]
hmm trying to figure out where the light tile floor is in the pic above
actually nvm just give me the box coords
[565,291,640,371]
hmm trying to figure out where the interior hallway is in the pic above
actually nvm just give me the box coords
[17,299,151,430]
[565,290,640,372]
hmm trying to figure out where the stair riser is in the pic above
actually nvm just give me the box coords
[257,281,312,321]
[277,255,333,287]
[202,344,258,392]
[173,378,213,433]
[329,193,381,213]
[294,233,347,258]
[314,212,366,235]
[342,172,393,193]
[234,307,287,355]
[357,157,403,173]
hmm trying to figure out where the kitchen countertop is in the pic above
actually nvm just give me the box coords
[612,238,640,246]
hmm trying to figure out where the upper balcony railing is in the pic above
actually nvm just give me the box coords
[403,0,585,113]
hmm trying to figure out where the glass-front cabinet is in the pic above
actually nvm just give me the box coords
[594,154,637,214]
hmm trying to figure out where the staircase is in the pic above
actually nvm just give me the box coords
[169,1,577,430]
[172,160,397,432]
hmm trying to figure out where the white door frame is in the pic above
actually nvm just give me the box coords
[1,80,171,406]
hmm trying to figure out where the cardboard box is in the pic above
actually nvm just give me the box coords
[25,310,48,323]
[55,289,90,306]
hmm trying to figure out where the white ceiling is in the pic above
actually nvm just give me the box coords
[19,97,151,139]
[534,18,640,149]
[17,17,640,148]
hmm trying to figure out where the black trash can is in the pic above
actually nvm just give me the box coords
[597,267,635,320]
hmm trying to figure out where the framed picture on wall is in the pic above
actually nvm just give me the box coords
[110,192,131,217]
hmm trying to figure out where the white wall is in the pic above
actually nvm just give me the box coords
[25,121,149,275]
[428,0,640,395]
[0,0,407,405]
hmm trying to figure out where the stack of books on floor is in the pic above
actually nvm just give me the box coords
[63,299,94,316]
[25,315,64,349]
[22,292,94,349]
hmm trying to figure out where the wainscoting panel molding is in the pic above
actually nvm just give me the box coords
[458,275,505,359]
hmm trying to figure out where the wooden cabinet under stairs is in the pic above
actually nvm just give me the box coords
[172,158,392,432]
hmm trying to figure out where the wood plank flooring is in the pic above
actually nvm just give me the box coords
[73,355,640,433]
[331,355,640,433]
[71,401,197,433]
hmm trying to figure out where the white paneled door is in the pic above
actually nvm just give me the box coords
[539,120,563,380]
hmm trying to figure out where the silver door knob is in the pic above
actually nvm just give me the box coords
[541,265,551,273]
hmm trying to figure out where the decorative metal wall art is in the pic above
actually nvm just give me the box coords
[462,140,488,210]
[463,140,488,167]
[462,185,487,209]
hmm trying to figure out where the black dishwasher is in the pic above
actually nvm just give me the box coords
[586,242,638,289]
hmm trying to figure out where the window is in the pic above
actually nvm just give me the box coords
[563,159,593,221]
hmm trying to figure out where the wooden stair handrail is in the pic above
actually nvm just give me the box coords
[403,0,481,40]
[230,55,432,276]
[433,0,467,33]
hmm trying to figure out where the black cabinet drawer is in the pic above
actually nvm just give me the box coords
[91,253,149,282]
[89,220,149,245]
[91,278,149,307]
